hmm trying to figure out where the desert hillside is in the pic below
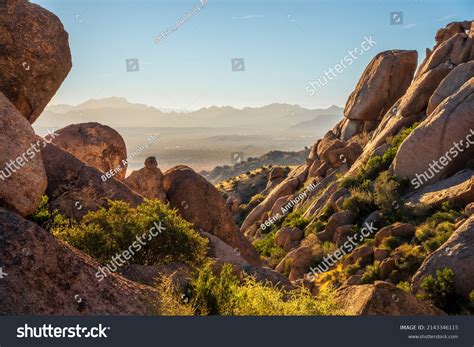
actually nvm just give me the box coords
[0,0,473,316]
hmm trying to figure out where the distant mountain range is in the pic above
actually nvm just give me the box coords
[37,97,343,133]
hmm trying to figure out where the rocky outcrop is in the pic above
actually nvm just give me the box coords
[124,157,167,202]
[335,281,445,315]
[400,32,474,117]
[348,22,474,177]
[201,231,249,267]
[275,244,313,281]
[392,78,474,185]
[412,216,474,297]
[406,169,474,208]
[241,177,299,231]
[427,61,474,114]
[275,227,304,251]
[52,122,128,181]
[342,245,374,269]
[41,142,143,220]
[374,223,416,247]
[0,208,158,315]
[344,50,417,122]
[163,165,260,266]
[317,210,356,242]
[0,0,72,123]
[0,93,47,216]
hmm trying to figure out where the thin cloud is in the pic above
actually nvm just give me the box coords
[437,14,456,21]
[402,24,417,29]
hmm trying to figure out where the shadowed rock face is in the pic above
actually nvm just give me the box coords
[52,122,128,181]
[0,208,158,315]
[163,165,261,266]
[406,170,474,208]
[41,142,143,220]
[124,156,167,202]
[0,93,47,216]
[0,0,72,123]
[344,50,417,121]
[412,216,474,297]
[335,281,445,315]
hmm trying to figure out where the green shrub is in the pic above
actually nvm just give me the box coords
[28,195,71,231]
[381,236,403,251]
[374,171,401,213]
[397,281,411,293]
[394,244,426,277]
[253,229,281,257]
[343,187,376,218]
[344,261,361,277]
[190,263,240,315]
[305,219,327,237]
[283,211,310,230]
[415,211,459,253]
[359,123,419,181]
[418,268,456,311]
[185,263,341,316]
[53,199,208,267]
[249,193,265,205]
[360,261,381,284]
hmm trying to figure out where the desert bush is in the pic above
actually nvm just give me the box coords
[418,268,456,311]
[415,210,459,253]
[374,171,401,213]
[53,199,208,267]
[396,281,411,293]
[381,236,403,251]
[252,227,287,267]
[360,261,381,284]
[344,261,361,277]
[304,219,327,237]
[184,263,341,316]
[343,187,376,219]
[28,195,71,231]
[393,244,426,279]
[283,211,310,230]
[248,193,265,207]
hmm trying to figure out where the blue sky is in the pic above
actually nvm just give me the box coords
[33,0,473,109]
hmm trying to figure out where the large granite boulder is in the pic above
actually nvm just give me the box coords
[392,78,474,186]
[406,169,474,208]
[398,32,474,117]
[427,61,474,115]
[52,122,128,181]
[0,93,47,216]
[335,281,445,315]
[163,165,260,266]
[0,0,72,123]
[41,142,143,220]
[125,156,167,202]
[344,50,417,121]
[0,208,158,315]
